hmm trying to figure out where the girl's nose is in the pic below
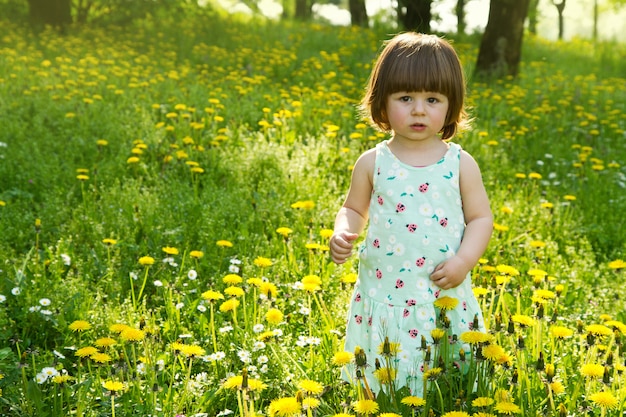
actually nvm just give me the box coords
[411,100,425,114]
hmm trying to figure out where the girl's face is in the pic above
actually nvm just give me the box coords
[385,91,449,143]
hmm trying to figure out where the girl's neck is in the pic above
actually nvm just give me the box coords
[387,137,449,167]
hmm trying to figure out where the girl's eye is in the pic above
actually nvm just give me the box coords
[400,96,411,102]
[427,97,439,103]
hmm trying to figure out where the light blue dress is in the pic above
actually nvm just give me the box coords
[343,140,486,396]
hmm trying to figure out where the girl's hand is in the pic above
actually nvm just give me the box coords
[330,231,359,264]
[430,256,471,289]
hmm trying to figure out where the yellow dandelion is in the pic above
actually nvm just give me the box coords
[401,396,426,408]
[581,363,604,378]
[550,325,574,339]
[162,246,179,255]
[224,286,245,297]
[259,281,278,298]
[494,401,521,414]
[253,256,273,268]
[352,399,379,415]
[431,328,447,343]
[178,344,206,358]
[119,328,145,342]
[459,330,493,344]
[434,296,459,311]
[298,379,324,395]
[69,320,91,332]
[265,308,284,325]
[189,250,204,259]
[216,240,233,248]
[75,346,98,358]
[331,351,354,366]
[291,200,315,209]
[269,396,301,417]
[109,323,131,333]
[511,314,535,327]
[473,287,489,297]
[276,227,293,238]
[472,397,494,407]
[90,352,112,363]
[442,412,471,417]
[302,397,320,410]
[341,273,357,284]
[138,256,155,266]
[373,367,397,384]
[102,238,117,246]
[219,298,240,312]
[496,265,520,276]
[201,290,224,302]
[102,380,125,392]
[528,172,542,179]
[586,324,613,336]
[608,259,626,270]
[319,228,334,239]
[529,240,546,248]
[95,337,116,348]
[604,320,626,334]
[588,391,619,409]
[423,367,442,380]
[223,274,243,284]
[52,374,72,384]
[482,344,506,361]
[550,381,565,395]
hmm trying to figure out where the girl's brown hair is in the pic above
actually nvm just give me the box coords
[360,32,469,140]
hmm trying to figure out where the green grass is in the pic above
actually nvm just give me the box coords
[0,11,625,417]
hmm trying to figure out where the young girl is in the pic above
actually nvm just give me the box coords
[330,32,493,397]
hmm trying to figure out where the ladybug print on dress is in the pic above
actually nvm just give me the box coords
[354,315,362,324]
[396,203,406,213]
[395,279,404,289]
[354,293,361,302]
[406,223,417,233]
[408,329,419,338]
[403,308,410,318]
[373,239,380,248]
[415,257,426,267]
[377,195,384,205]
[439,217,448,227]
[376,268,383,279]
[406,299,417,306]
[419,183,429,193]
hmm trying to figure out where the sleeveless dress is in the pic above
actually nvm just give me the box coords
[342,140,486,396]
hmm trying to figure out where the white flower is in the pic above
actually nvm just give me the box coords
[175,302,185,310]
[257,355,269,364]
[237,350,251,363]
[253,323,265,333]
[53,350,65,359]
[29,306,41,312]
[197,304,207,313]
[11,287,20,296]
[178,333,192,339]
[228,264,240,273]
[35,373,48,384]
[60,253,71,266]
[299,306,310,315]
[219,325,233,333]
[230,258,242,265]
[39,298,51,306]
[419,204,433,216]
[129,271,138,281]
[253,341,266,351]
[153,280,163,287]
[0,294,5,303]
[187,269,197,280]
[216,409,234,416]
[211,351,226,361]
[136,362,146,375]
[41,367,59,378]
[40,309,53,316]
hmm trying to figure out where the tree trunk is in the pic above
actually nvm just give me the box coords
[294,0,312,20]
[28,0,72,28]
[349,0,369,27]
[456,0,467,36]
[592,0,598,41]
[397,0,432,33]
[528,0,540,34]
[553,0,566,40]
[475,0,531,79]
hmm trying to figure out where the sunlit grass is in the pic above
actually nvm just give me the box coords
[0,12,624,417]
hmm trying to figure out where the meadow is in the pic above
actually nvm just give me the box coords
[0,8,625,417]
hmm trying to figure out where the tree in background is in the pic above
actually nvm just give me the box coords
[27,0,71,27]
[527,0,540,34]
[475,0,531,78]
[552,0,566,40]
[349,0,368,27]
[397,0,432,32]
[455,0,467,35]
